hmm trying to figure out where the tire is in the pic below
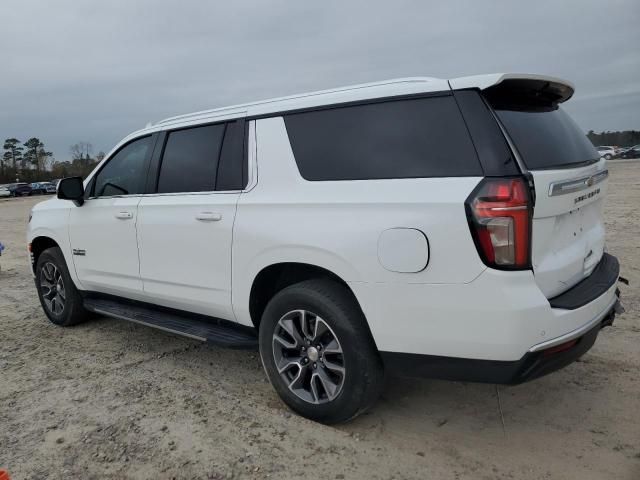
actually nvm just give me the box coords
[259,278,384,424]
[35,247,90,327]
[604,154,612,160]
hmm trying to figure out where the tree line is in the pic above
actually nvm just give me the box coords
[1,138,104,184]
[587,130,640,148]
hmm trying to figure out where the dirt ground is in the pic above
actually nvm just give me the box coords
[1,162,638,480]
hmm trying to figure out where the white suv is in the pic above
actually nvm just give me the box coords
[28,74,624,423]
[596,146,617,160]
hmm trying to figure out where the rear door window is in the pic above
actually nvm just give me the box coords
[284,95,482,181]
[492,106,599,170]
[157,124,225,194]
[215,119,247,191]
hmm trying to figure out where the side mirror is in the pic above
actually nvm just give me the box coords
[57,176,85,206]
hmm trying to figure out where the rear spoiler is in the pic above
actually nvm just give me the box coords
[449,73,575,105]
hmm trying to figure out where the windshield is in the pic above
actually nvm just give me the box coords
[493,106,599,170]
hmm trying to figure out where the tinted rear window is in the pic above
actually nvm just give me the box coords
[284,96,482,181]
[493,106,599,170]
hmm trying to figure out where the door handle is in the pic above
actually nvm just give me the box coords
[195,212,222,222]
[115,211,133,220]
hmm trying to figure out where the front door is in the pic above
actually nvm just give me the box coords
[69,135,153,298]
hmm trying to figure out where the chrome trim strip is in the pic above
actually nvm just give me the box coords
[97,191,242,200]
[490,205,528,211]
[548,170,608,197]
[528,295,617,353]
[244,120,258,192]
[91,307,207,342]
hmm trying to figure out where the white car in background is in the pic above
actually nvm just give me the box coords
[0,185,10,197]
[596,146,616,159]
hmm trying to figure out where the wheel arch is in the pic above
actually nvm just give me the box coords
[30,236,61,274]
[247,262,369,334]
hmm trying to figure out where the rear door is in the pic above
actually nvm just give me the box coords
[486,86,608,298]
[137,119,246,320]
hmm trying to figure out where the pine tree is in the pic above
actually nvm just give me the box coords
[3,138,23,173]
[23,137,52,176]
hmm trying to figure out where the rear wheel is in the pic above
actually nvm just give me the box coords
[35,247,91,326]
[604,154,612,160]
[259,279,383,424]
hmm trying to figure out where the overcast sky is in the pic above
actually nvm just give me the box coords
[1,0,638,161]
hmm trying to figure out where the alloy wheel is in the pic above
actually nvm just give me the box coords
[272,309,345,404]
[40,262,66,315]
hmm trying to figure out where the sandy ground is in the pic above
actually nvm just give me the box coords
[1,162,639,480]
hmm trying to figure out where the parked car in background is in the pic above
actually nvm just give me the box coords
[596,146,616,160]
[31,182,46,194]
[618,145,640,159]
[0,185,11,197]
[31,182,57,194]
[7,182,32,196]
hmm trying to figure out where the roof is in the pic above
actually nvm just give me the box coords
[153,76,448,129]
[136,73,574,137]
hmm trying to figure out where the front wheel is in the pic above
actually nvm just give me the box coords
[259,279,384,424]
[35,247,91,326]
[604,154,612,160]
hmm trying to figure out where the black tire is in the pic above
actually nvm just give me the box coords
[35,247,90,326]
[604,154,612,160]
[259,278,384,424]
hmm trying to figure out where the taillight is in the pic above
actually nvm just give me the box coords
[465,177,532,270]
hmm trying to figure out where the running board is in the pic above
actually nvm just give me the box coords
[83,298,258,349]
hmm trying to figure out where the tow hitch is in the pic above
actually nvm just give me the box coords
[601,285,625,329]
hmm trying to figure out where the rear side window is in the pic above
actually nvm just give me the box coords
[157,124,225,194]
[284,96,482,181]
[215,119,247,191]
[492,106,599,170]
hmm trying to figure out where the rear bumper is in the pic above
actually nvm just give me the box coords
[352,260,622,362]
[548,253,619,309]
[381,289,623,384]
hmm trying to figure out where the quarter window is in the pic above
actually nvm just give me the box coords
[284,96,482,181]
[93,136,151,197]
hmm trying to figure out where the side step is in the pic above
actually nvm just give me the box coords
[84,298,258,349]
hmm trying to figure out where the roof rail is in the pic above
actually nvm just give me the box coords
[153,76,440,126]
